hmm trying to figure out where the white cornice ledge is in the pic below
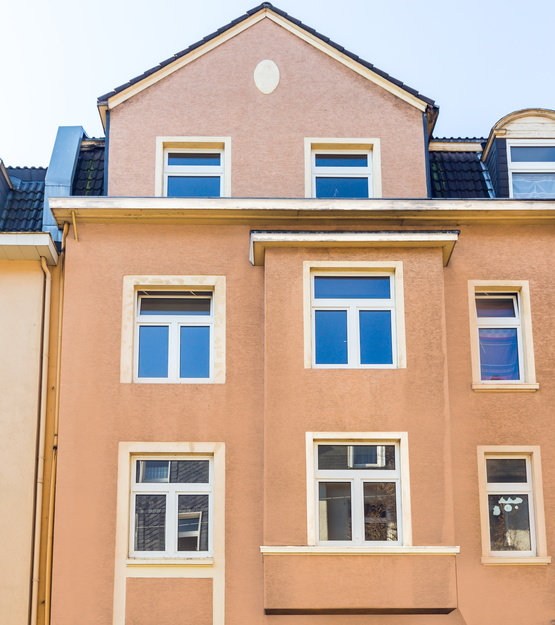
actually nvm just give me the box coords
[250,230,459,266]
[0,232,58,266]
[260,546,460,555]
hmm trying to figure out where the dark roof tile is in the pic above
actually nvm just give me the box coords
[72,144,105,196]
[429,151,492,199]
[0,181,44,232]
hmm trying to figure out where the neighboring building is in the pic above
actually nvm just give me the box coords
[41,3,555,624]
[0,130,104,625]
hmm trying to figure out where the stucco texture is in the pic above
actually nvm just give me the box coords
[107,18,427,199]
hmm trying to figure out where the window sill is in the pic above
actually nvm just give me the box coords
[472,383,539,392]
[481,556,550,566]
[260,546,460,555]
[126,558,213,567]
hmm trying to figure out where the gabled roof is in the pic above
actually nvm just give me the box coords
[97,3,438,132]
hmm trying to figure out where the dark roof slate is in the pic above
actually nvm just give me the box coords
[0,181,44,232]
[430,151,492,199]
[97,3,436,108]
[72,144,105,196]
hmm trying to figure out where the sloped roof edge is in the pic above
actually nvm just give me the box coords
[97,3,436,126]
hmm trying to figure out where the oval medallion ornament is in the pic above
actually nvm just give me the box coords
[254,60,280,94]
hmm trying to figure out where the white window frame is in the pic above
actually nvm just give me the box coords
[129,455,214,559]
[507,139,555,199]
[163,148,224,198]
[134,290,215,383]
[311,149,372,199]
[311,272,396,369]
[477,446,550,565]
[315,441,402,546]
[474,292,524,383]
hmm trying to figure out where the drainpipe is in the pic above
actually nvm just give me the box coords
[30,257,52,625]
[43,222,69,625]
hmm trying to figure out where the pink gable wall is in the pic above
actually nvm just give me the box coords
[107,17,428,198]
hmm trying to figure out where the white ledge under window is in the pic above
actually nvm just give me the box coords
[481,556,551,566]
[259,546,460,555]
[472,383,539,392]
[126,558,214,567]
[249,230,459,267]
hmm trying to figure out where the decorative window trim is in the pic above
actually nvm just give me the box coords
[303,261,406,369]
[468,281,537,391]
[121,275,226,384]
[305,432,412,548]
[507,139,555,199]
[304,138,382,199]
[155,137,231,197]
[477,446,550,565]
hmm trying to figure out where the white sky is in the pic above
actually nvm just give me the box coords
[2,0,554,167]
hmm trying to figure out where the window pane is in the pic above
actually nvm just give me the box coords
[140,297,211,316]
[178,495,209,551]
[476,298,516,318]
[360,310,393,365]
[167,176,221,197]
[180,326,210,378]
[138,326,169,378]
[488,494,531,551]
[315,310,348,364]
[170,460,210,483]
[135,495,166,552]
[479,328,519,380]
[318,445,395,470]
[318,482,351,541]
[136,460,169,483]
[314,276,390,299]
[512,173,555,199]
[315,177,369,198]
[511,146,555,162]
[315,154,368,167]
[168,153,221,166]
[486,459,527,483]
[364,482,398,542]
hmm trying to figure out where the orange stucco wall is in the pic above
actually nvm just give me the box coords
[107,18,427,198]
[51,219,555,624]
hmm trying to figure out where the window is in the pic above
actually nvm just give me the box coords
[477,447,549,564]
[311,274,396,368]
[468,282,537,391]
[304,139,382,198]
[508,140,555,199]
[164,149,223,197]
[312,151,372,198]
[130,456,213,558]
[135,290,214,383]
[313,439,405,546]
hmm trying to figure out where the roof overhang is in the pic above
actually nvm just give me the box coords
[250,230,459,266]
[0,232,58,265]
[50,196,555,228]
[97,5,434,131]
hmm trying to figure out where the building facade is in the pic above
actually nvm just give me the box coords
[42,4,555,624]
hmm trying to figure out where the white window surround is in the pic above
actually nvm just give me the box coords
[155,137,231,198]
[468,281,537,392]
[507,139,555,199]
[113,442,225,625]
[304,138,382,199]
[477,446,550,566]
[303,261,406,370]
[120,275,226,384]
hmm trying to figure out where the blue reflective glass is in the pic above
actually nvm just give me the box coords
[168,153,221,166]
[315,310,348,364]
[138,326,169,378]
[315,277,390,299]
[167,176,221,197]
[510,146,555,162]
[359,311,393,365]
[479,328,519,380]
[315,154,367,167]
[476,298,515,318]
[315,177,368,198]
[180,326,210,378]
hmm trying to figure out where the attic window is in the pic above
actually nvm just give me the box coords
[508,141,555,199]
